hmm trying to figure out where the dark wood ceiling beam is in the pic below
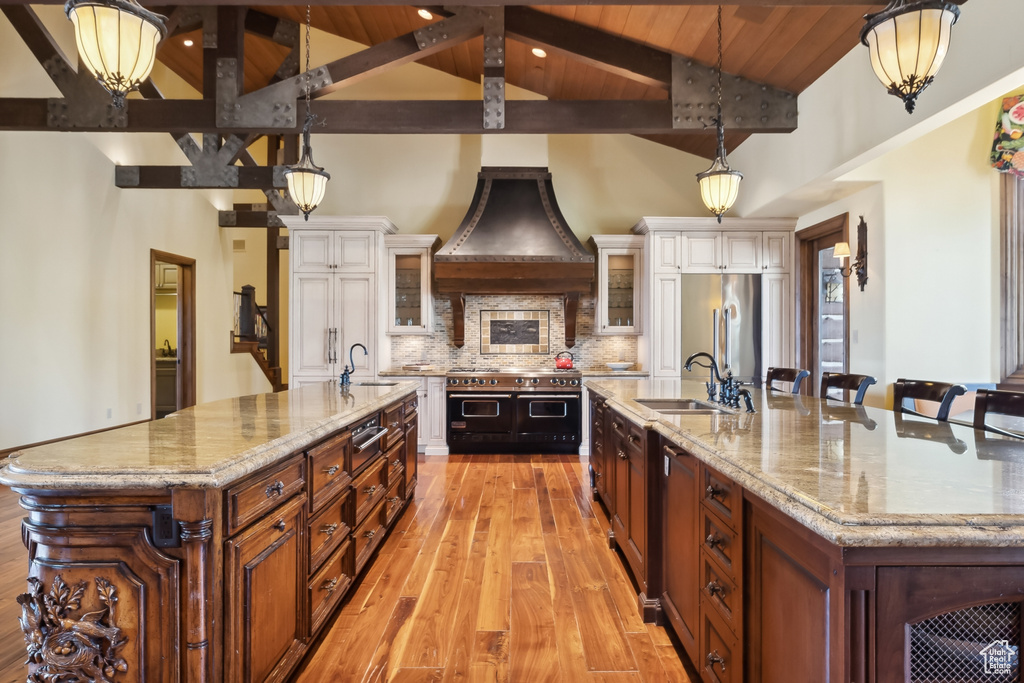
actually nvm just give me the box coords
[505,7,670,89]
[114,164,284,189]
[0,98,797,134]
[482,7,505,130]
[218,210,287,227]
[244,9,299,46]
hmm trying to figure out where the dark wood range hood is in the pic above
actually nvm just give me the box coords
[434,167,595,348]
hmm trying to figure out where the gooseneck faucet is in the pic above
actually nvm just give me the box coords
[340,343,368,387]
[684,351,723,402]
[683,351,755,413]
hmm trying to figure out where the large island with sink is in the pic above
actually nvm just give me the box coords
[586,378,1024,683]
[0,380,419,683]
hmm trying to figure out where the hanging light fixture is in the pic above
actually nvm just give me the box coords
[65,0,166,108]
[696,6,743,223]
[285,5,331,220]
[860,0,960,114]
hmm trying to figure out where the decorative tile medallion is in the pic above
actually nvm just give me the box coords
[480,310,549,354]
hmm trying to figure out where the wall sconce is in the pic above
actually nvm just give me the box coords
[834,216,869,291]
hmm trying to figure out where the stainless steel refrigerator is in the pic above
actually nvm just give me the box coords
[679,274,762,386]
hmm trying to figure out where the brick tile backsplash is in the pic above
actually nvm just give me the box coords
[390,294,638,371]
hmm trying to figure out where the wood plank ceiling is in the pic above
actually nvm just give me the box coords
[155,4,879,158]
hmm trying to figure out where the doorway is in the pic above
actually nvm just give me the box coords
[796,214,850,397]
[151,250,196,418]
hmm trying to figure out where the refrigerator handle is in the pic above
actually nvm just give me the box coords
[724,307,732,370]
[712,308,720,368]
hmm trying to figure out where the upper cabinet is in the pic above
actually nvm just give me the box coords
[590,235,644,335]
[292,229,376,273]
[384,235,441,335]
[681,231,761,273]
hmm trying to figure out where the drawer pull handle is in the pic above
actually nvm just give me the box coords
[387,496,401,505]
[612,422,621,430]
[390,421,400,429]
[320,523,339,536]
[272,519,286,532]
[324,465,340,476]
[412,401,418,409]
[627,434,638,444]
[364,529,376,539]
[706,651,726,672]
[363,485,379,495]
[593,420,602,428]
[392,459,403,470]
[595,472,603,479]
[705,533,723,550]
[704,581,724,597]
[265,480,284,498]
[617,449,628,461]
[321,577,339,594]
[706,484,724,500]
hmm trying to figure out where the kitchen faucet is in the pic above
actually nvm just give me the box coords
[163,339,173,357]
[684,351,755,413]
[340,343,368,387]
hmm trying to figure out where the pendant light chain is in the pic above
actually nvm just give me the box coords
[716,5,723,126]
[301,5,309,116]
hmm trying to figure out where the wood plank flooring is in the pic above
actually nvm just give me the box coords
[294,454,692,682]
[0,455,693,683]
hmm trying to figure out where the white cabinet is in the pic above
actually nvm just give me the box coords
[680,231,761,272]
[425,377,448,455]
[155,263,178,292]
[385,235,440,335]
[284,216,397,386]
[590,235,644,335]
[634,217,797,381]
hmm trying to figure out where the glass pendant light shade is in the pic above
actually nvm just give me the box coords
[860,0,959,114]
[65,0,166,108]
[285,117,330,220]
[697,156,743,223]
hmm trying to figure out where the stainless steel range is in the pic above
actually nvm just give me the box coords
[446,367,583,454]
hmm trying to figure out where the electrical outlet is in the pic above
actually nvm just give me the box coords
[106,408,112,419]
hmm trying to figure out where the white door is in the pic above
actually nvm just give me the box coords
[291,273,336,379]
[652,273,682,378]
[336,275,374,379]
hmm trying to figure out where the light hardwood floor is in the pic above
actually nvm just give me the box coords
[0,455,694,682]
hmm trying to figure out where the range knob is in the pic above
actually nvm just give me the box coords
[462,378,472,385]
[448,378,458,386]
[570,379,580,386]
[559,379,567,386]
[550,378,559,385]
[515,378,524,385]
[531,378,540,385]
[490,379,499,386]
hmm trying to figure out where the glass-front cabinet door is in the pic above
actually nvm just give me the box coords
[590,235,644,335]
[385,235,440,335]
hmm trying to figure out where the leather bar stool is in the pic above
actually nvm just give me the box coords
[892,379,967,422]
[821,372,877,405]
[765,367,811,394]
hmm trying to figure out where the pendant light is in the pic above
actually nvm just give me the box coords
[860,0,960,114]
[65,0,167,108]
[285,5,330,220]
[696,6,743,223]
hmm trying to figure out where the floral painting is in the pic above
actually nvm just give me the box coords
[991,93,1024,176]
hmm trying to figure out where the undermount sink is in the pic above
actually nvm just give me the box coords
[349,381,398,387]
[634,398,729,414]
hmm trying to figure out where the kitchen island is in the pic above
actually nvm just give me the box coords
[587,378,1024,683]
[0,380,419,683]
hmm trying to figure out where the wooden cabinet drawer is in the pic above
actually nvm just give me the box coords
[226,454,306,536]
[382,403,404,451]
[625,421,644,458]
[308,489,351,572]
[385,441,404,487]
[384,476,404,527]
[404,394,418,418]
[308,539,353,634]
[308,431,352,513]
[701,554,739,627]
[353,457,387,526]
[700,604,739,683]
[354,498,385,574]
[609,412,628,438]
[702,463,741,530]
[701,507,739,579]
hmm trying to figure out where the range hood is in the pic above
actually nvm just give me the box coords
[434,167,595,348]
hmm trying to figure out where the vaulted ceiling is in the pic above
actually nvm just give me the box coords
[152,3,880,159]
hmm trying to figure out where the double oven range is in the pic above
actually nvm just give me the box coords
[446,367,583,454]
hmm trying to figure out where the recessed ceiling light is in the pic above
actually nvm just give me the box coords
[417,9,432,20]
[183,39,194,47]
[531,47,547,58]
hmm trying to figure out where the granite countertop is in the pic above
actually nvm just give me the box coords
[0,380,418,491]
[586,378,1024,547]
